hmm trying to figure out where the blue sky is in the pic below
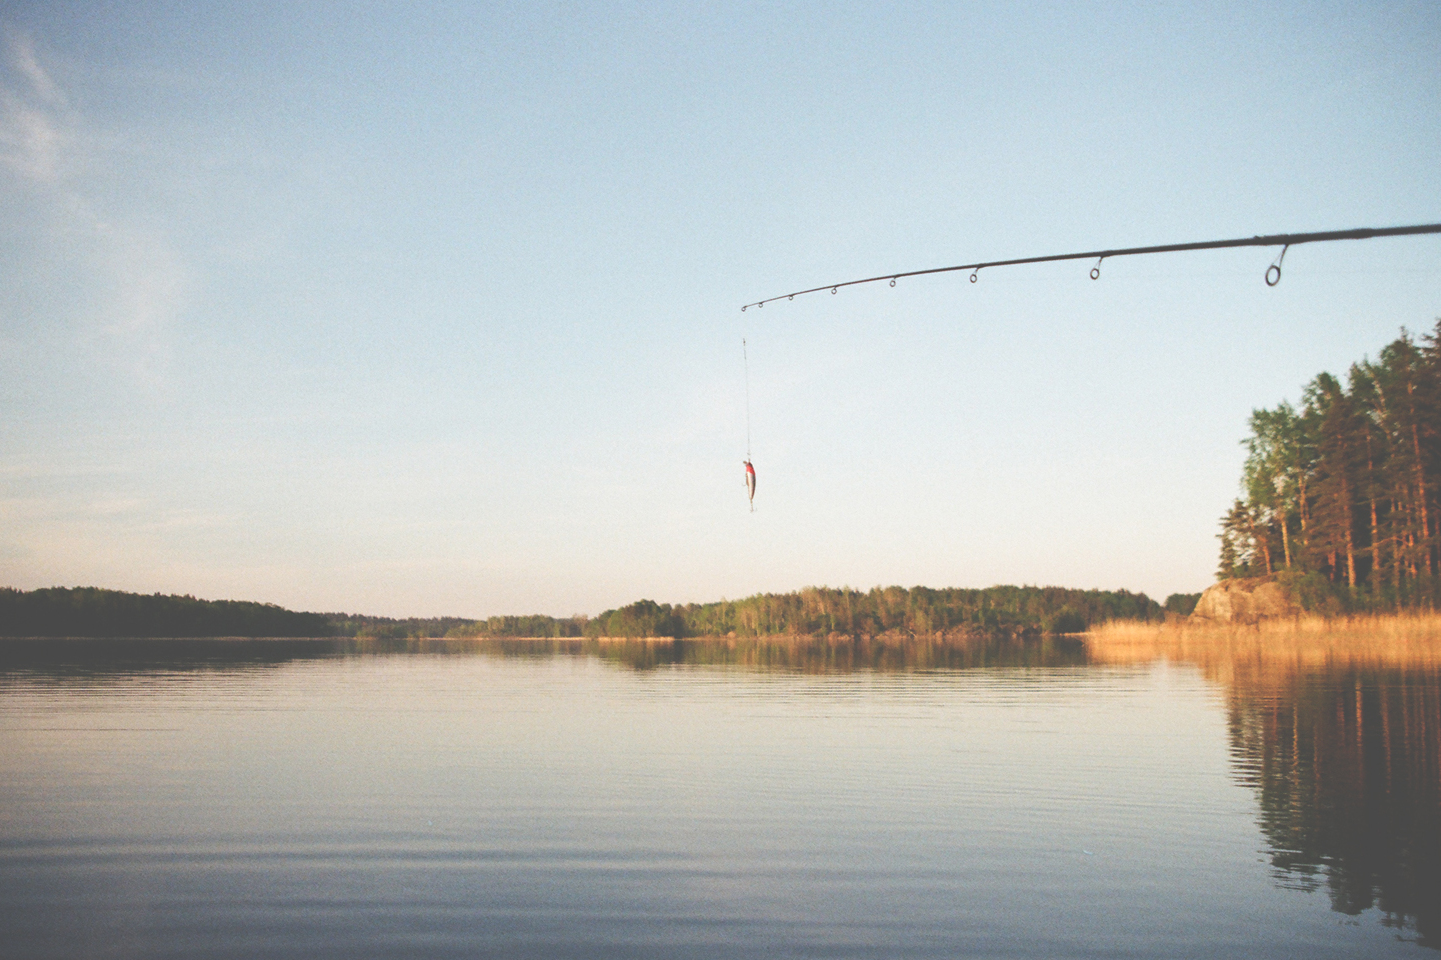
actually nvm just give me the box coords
[2,2,1439,617]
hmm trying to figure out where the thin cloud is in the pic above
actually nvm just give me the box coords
[0,26,189,382]
[0,30,68,181]
[9,31,64,105]
[0,86,64,181]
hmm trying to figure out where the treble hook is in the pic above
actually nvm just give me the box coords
[969,268,979,284]
[1265,245,1289,287]
[1090,257,1103,280]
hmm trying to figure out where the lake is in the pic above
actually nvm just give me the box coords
[1,636,1436,958]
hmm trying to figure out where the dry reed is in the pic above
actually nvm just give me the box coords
[1087,612,1441,670]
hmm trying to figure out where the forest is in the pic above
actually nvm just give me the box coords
[0,588,591,640]
[585,585,1167,639]
[1219,321,1441,612]
[331,612,587,640]
[0,585,1175,639]
[0,586,333,638]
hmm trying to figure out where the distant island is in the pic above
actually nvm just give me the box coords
[0,584,1196,640]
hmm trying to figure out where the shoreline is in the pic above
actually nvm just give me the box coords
[6,614,1440,666]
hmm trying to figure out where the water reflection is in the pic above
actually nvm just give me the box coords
[1228,661,1440,947]
[484,634,1090,673]
[0,637,344,676]
[0,634,1090,677]
[3,631,1437,948]
[1088,625,1441,949]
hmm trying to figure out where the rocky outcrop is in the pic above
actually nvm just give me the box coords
[1189,577,1299,624]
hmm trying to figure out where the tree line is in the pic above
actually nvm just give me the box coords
[1220,321,1441,611]
[1,584,1180,638]
[330,613,587,640]
[585,585,1168,639]
[0,588,591,639]
[0,586,333,638]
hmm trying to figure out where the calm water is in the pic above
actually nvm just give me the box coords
[1,637,1436,959]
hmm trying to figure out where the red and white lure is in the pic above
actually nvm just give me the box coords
[744,458,756,511]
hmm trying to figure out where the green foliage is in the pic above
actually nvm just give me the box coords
[0,587,589,639]
[1273,568,1346,615]
[0,586,334,637]
[1223,320,1441,611]
[585,600,686,638]
[1163,593,1201,616]
[1042,607,1087,634]
[589,585,1160,639]
[1,583,1162,641]
[328,613,587,640]
[464,614,587,638]
[1218,499,1264,579]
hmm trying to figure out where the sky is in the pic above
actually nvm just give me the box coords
[1,2,1439,618]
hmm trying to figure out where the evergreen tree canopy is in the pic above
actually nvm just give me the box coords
[1221,320,1441,611]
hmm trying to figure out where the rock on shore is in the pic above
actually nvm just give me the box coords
[1189,577,1299,624]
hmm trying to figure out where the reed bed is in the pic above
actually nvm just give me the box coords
[1087,612,1441,670]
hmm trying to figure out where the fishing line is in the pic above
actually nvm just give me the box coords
[740,222,1441,310]
[741,338,757,512]
[743,338,752,461]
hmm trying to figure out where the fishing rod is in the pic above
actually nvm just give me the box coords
[740,222,1441,311]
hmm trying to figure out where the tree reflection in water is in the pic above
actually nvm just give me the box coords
[1228,661,1440,947]
[5,629,1436,946]
[0,633,1087,677]
[1089,620,1441,950]
[498,633,1090,673]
